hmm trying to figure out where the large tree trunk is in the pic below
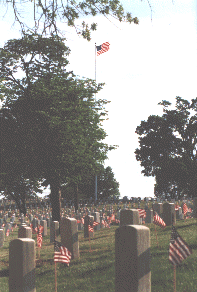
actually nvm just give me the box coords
[50,178,61,222]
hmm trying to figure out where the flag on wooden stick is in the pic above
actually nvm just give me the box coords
[182,203,188,216]
[153,211,166,229]
[37,228,43,249]
[54,240,72,266]
[137,209,146,218]
[88,225,94,233]
[169,225,192,266]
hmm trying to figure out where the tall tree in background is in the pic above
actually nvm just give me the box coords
[135,97,197,199]
[0,33,115,219]
[61,165,120,201]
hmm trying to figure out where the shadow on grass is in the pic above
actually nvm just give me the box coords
[78,262,114,278]
[176,223,197,229]
[152,279,170,289]
[190,244,197,250]
[37,269,54,276]
[0,269,9,277]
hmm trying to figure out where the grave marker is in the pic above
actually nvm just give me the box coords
[115,225,151,292]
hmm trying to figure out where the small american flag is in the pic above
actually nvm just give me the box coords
[6,229,9,237]
[182,203,188,216]
[93,221,99,227]
[137,209,146,218]
[54,241,72,266]
[175,204,179,211]
[88,225,94,233]
[96,42,110,56]
[153,212,166,229]
[37,228,43,248]
[169,225,192,266]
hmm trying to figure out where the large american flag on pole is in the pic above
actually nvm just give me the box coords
[54,241,72,266]
[96,42,110,56]
[153,211,166,229]
[169,225,192,266]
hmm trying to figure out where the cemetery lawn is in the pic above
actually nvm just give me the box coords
[0,217,197,291]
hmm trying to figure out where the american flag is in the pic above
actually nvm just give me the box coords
[37,229,43,248]
[169,225,192,266]
[93,221,99,227]
[54,241,72,266]
[6,229,10,236]
[182,203,188,215]
[153,212,166,229]
[110,214,115,221]
[137,209,146,218]
[96,42,110,56]
[88,225,94,233]
[175,204,179,211]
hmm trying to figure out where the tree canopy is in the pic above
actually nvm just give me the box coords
[0,33,116,217]
[135,97,197,199]
[61,165,120,201]
[1,0,139,39]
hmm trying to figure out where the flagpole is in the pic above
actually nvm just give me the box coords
[95,42,97,204]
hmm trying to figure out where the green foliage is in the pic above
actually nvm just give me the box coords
[61,165,120,201]
[1,0,139,39]
[135,96,197,199]
[0,33,116,208]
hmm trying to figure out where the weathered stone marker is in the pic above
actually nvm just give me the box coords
[0,228,4,247]
[18,226,32,239]
[120,209,139,227]
[84,215,94,238]
[163,203,176,226]
[152,203,163,215]
[9,238,36,292]
[40,220,47,236]
[115,225,151,292]
[193,197,197,218]
[60,217,79,260]
[50,221,59,243]
[145,209,153,224]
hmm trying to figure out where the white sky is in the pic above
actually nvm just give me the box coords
[1,0,197,199]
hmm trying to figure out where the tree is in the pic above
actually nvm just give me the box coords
[1,0,139,38]
[0,33,115,219]
[61,165,120,201]
[135,97,197,199]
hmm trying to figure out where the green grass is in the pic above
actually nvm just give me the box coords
[0,208,197,291]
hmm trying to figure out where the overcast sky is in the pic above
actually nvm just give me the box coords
[1,0,197,199]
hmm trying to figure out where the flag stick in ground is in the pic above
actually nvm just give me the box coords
[154,225,159,248]
[173,265,176,292]
[55,262,57,292]
[89,230,92,252]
